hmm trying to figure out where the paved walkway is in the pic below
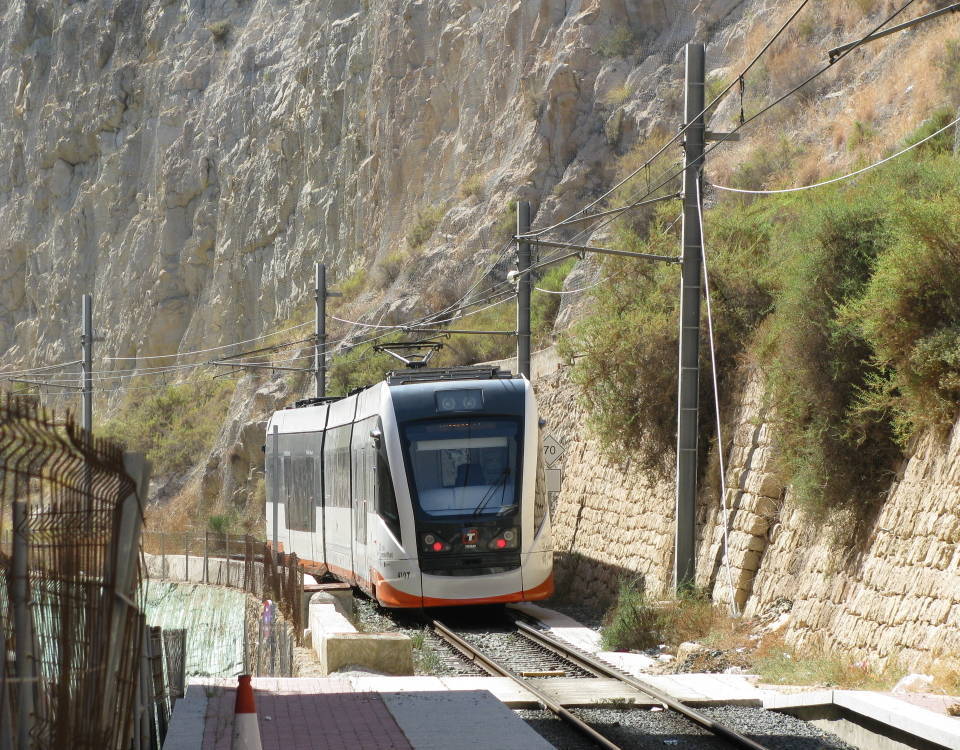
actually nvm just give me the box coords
[166,677,554,750]
[201,679,413,750]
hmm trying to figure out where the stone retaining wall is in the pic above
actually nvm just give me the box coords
[533,350,960,672]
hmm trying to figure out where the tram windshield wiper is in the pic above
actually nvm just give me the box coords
[471,468,510,517]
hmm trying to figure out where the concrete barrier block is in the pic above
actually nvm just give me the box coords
[320,632,413,676]
[309,595,356,638]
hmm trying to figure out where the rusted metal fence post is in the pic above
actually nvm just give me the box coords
[12,481,34,750]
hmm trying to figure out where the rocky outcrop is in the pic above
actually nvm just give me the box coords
[0,0,728,370]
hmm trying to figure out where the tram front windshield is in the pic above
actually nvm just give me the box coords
[403,418,521,518]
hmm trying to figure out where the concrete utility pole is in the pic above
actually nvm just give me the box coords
[675,42,706,591]
[315,263,326,398]
[516,201,532,379]
[82,293,93,436]
[314,262,341,398]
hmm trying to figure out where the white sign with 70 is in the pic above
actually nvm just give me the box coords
[542,434,564,467]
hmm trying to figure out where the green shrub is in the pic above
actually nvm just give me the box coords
[407,204,446,249]
[338,267,368,299]
[897,106,957,155]
[432,302,517,369]
[847,120,876,151]
[207,21,230,42]
[459,174,486,201]
[100,377,235,477]
[842,162,960,442]
[598,25,637,58]
[601,580,714,651]
[531,260,575,346]
[730,137,803,190]
[940,39,960,105]
[565,125,960,522]
[328,336,403,395]
[492,200,518,246]
[759,189,898,515]
[563,206,772,474]
[601,581,664,651]
[605,84,631,108]
[372,250,409,287]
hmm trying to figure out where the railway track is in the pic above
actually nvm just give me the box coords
[431,617,773,750]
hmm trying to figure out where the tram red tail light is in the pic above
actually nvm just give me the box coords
[432,541,444,552]
[489,527,518,550]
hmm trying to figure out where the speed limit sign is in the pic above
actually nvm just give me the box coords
[542,434,565,467]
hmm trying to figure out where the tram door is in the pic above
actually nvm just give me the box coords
[351,415,378,593]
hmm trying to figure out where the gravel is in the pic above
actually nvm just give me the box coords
[351,593,486,676]
[457,627,597,679]
[354,594,855,750]
[518,705,857,750]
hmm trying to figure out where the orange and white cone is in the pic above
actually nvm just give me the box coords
[232,674,262,750]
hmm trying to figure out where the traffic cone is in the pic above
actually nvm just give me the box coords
[232,674,262,750]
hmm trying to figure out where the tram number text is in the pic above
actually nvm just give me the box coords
[396,571,411,579]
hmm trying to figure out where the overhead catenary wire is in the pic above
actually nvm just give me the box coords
[18,286,519,388]
[527,0,920,246]
[710,110,960,194]
[7,3,921,399]
[0,360,83,378]
[524,0,813,238]
[102,320,316,361]
[696,176,740,617]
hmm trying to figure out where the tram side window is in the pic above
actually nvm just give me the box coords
[281,454,292,515]
[324,425,352,508]
[375,418,401,542]
[287,451,315,532]
[351,416,377,507]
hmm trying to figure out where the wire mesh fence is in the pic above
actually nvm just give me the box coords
[141,531,304,644]
[0,397,149,750]
[142,531,304,679]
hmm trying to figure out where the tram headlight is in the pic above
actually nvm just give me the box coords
[434,389,483,412]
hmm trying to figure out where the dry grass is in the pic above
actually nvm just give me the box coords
[752,633,905,690]
[710,7,960,188]
[929,659,960,695]
[146,480,202,532]
[459,173,486,201]
[605,84,632,108]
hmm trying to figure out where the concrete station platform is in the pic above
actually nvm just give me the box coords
[164,677,555,750]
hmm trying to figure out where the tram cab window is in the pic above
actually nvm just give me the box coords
[402,418,521,518]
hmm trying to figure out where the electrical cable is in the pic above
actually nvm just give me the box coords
[533,275,613,295]
[0,360,83,378]
[102,320,316,361]
[524,0,813,238]
[530,0,919,244]
[696,176,740,618]
[710,110,960,194]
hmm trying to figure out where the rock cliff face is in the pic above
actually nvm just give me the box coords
[0,0,739,369]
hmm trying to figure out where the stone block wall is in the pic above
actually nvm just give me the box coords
[532,349,960,672]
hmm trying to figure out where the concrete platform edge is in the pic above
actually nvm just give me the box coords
[162,683,209,750]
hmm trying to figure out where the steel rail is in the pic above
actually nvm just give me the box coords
[431,620,623,750]
[514,620,773,750]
